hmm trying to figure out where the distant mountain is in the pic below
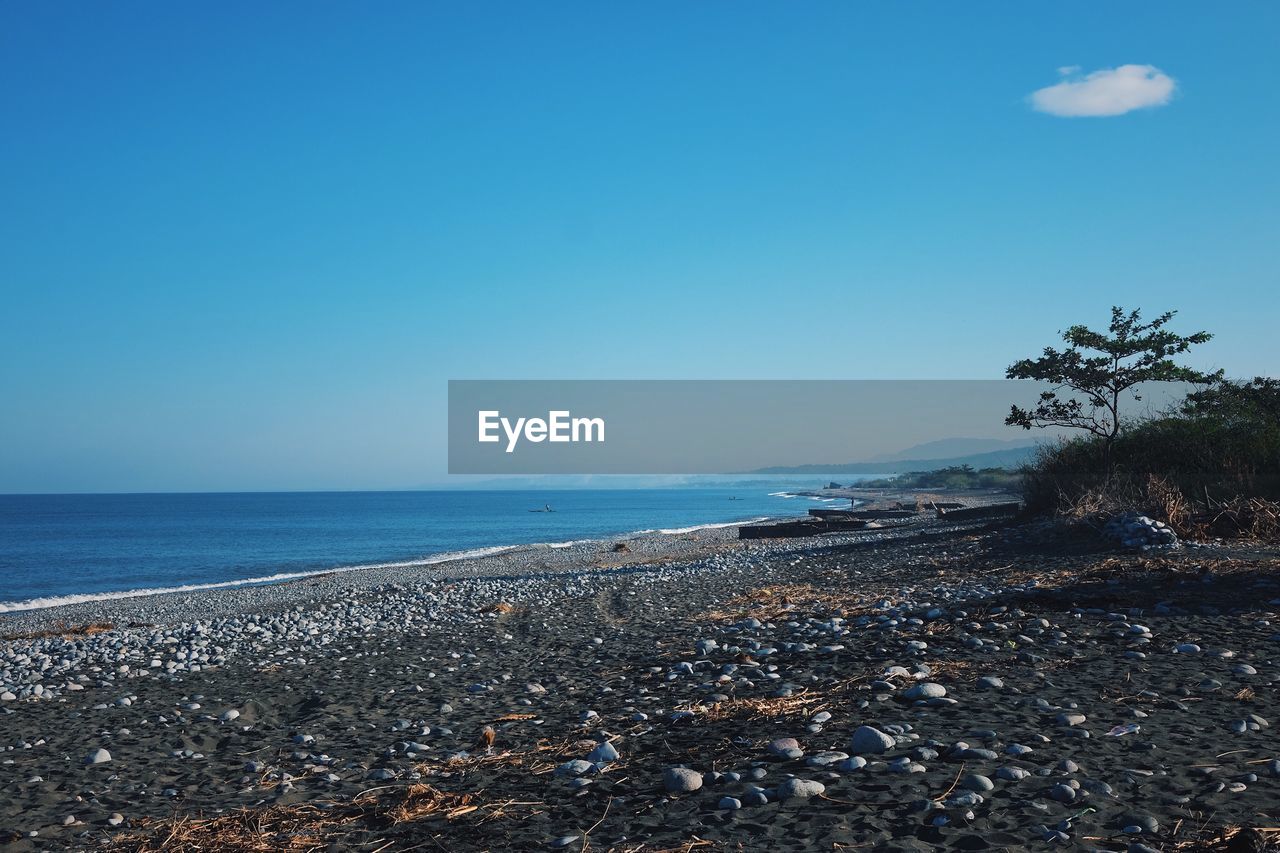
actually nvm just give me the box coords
[745,445,1038,476]
[872,437,1037,462]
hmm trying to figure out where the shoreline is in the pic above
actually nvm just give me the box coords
[0,513,786,623]
[0,487,995,628]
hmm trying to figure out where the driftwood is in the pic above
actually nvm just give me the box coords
[808,508,860,519]
[739,519,872,539]
[808,508,918,520]
[935,501,1021,521]
[847,509,918,519]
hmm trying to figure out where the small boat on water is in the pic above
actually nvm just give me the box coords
[528,504,555,513]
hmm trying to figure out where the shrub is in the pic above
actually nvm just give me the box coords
[1020,378,1280,536]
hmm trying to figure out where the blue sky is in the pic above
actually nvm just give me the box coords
[2,3,1277,492]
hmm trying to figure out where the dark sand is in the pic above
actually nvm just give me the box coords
[2,504,1279,851]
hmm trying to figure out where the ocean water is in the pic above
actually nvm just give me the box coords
[0,487,836,612]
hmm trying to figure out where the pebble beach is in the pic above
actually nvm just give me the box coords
[2,498,1279,851]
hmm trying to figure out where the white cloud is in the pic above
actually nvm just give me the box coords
[1030,64,1176,117]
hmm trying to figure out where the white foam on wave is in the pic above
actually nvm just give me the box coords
[632,517,773,536]
[0,545,521,614]
[543,539,594,549]
[0,571,334,614]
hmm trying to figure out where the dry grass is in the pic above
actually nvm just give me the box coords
[480,601,517,615]
[115,802,347,852]
[1197,495,1280,540]
[1165,824,1280,852]
[696,693,827,722]
[702,584,874,623]
[110,783,535,852]
[691,670,900,722]
[1090,554,1279,581]
[611,840,718,853]
[1,621,115,642]
[385,783,480,823]
[1051,473,1280,543]
[416,737,580,777]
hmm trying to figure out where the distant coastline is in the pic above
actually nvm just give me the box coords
[743,443,1036,475]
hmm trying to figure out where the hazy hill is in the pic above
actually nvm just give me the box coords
[746,444,1038,475]
[872,437,1037,462]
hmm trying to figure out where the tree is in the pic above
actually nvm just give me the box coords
[1005,307,1219,470]
[1182,376,1280,426]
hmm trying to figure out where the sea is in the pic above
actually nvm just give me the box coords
[0,485,854,613]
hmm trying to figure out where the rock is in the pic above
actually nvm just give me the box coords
[1120,814,1159,834]
[662,767,703,793]
[956,747,999,760]
[778,778,825,799]
[220,709,240,723]
[107,813,124,827]
[556,760,594,778]
[903,682,946,700]
[806,750,849,768]
[977,676,1004,690]
[550,835,581,849]
[1048,783,1076,803]
[946,791,984,808]
[767,737,803,758]
[961,773,994,792]
[850,725,896,754]
[586,742,619,763]
[85,748,112,765]
[718,796,742,810]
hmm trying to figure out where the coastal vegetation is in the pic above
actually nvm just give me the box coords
[1008,307,1280,538]
[858,465,1019,491]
